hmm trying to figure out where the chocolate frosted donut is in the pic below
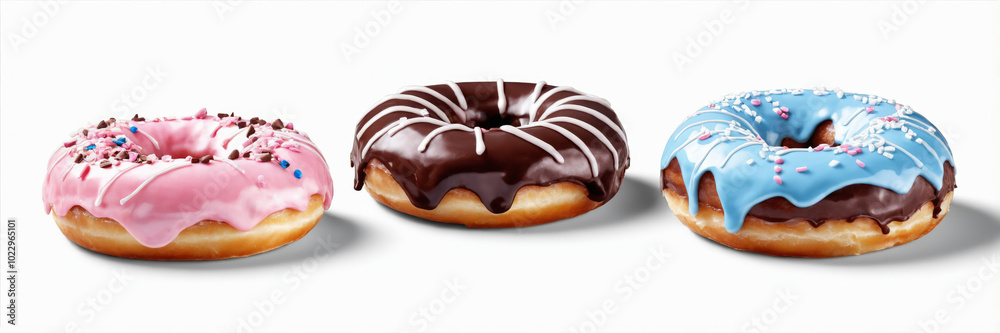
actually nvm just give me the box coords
[351,80,629,227]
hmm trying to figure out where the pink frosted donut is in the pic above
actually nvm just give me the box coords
[42,109,334,260]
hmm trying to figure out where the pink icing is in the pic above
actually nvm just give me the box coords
[42,112,334,248]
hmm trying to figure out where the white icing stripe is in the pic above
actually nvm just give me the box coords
[668,130,725,159]
[775,148,814,155]
[94,163,144,206]
[528,81,546,104]
[902,120,953,159]
[473,126,485,155]
[537,104,627,144]
[219,159,245,174]
[530,122,598,177]
[369,94,450,123]
[673,120,734,140]
[548,95,612,110]
[446,81,468,110]
[362,119,405,158]
[119,164,192,205]
[499,125,564,163]
[545,117,620,169]
[496,79,507,116]
[418,124,474,152]
[399,86,467,123]
[273,132,329,170]
[47,149,69,176]
[135,127,159,150]
[685,110,760,138]
[720,141,765,167]
[222,126,250,148]
[356,106,428,139]
[528,86,575,122]
[881,139,924,168]
[387,117,450,137]
[61,162,75,180]
[841,107,867,126]
[918,139,941,162]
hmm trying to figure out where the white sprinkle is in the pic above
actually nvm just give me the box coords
[883,152,894,159]
[916,138,924,144]
[755,116,762,123]
[765,96,772,102]
[747,159,755,165]
[829,160,840,167]
[772,101,779,107]
[854,95,863,101]
[759,151,766,158]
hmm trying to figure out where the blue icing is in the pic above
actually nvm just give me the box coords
[660,88,954,233]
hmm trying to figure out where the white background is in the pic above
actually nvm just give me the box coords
[1,1,998,332]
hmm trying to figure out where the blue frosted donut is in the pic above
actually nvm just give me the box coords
[660,88,955,257]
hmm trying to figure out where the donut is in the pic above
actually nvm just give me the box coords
[351,80,630,227]
[660,88,955,257]
[42,109,334,260]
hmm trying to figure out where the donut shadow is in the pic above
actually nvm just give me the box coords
[379,176,667,233]
[690,201,1000,265]
[73,212,365,270]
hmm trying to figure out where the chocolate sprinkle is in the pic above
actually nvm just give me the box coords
[99,160,112,168]
[74,154,84,163]
[271,119,284,130]
[237,121,247,129]
[82,129,88,136]
[96,120,107,129]
[117,151,129,160]
[260,153,272,162]
[217,113,228,119]
[228,150,240,160]
[200,155,213,164]
[246,126,256,137]
[191,157,200,164]
[243,151,251,158]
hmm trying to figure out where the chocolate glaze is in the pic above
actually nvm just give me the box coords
[662,158,955,234]
[351,81,630,213]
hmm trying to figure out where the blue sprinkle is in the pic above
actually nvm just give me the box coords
[113,137,127,146]
[280,160,290,169]
[293,169,302,179]
[84,144,96,150]
[129,126,138,133]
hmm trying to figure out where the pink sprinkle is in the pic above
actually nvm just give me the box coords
[814,144,828,151]
[847,149,858,156]
[751,99,761,106]
[709,103,715,108]
[780,106,789,112]
[856,159,865,168]
[128,151,138,162]
[64,140,76,148]
[773,175,782,184]
[698,133,712,140]
[895,104,902,110]
[866,106,875,113]
[195,108,208,119]
[79,165,90,180]
[796,167,808,172]
[257,175,267,188]
[780,113,788,119]
[774,109,783,115]
[854,148,863,154]
[775,158,783,164]
[842,143,852,148]
[774,166,782,173]
[285,122,294,130]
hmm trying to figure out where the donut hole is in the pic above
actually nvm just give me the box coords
[462,108,526,129]
[128,120,229,159]
[779,120,838,148]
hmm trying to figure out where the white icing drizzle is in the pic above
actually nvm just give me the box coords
[841,107,867,126]
[219,159,245,174]
[881,139,924,168]
[387,117,450,137]
[720,141,765,167]
[528,86,576,122]
[499,125,564,163]
[94,163,144,206]
[272,132,330,170]
[674,120,735,140]
[368,94,451,123]
[496,79,507,116]
[222,126,250,148]
[537,104,628,144]
[445,81,468,110]
[548,95,612,110]
[399,85,467,123]
[545,116,620,169]
[683,110,760,138]
[528,81,547,105]
[668,130,725,159]
[356,106,429,139]
[134,127,160,150]
[61,163,75,180]
[418,124,474,152]
[530,122,598,177]
[362,119,405,158]
[119,163,192,205]
[900,119,953,158]
[473,126,485,155]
